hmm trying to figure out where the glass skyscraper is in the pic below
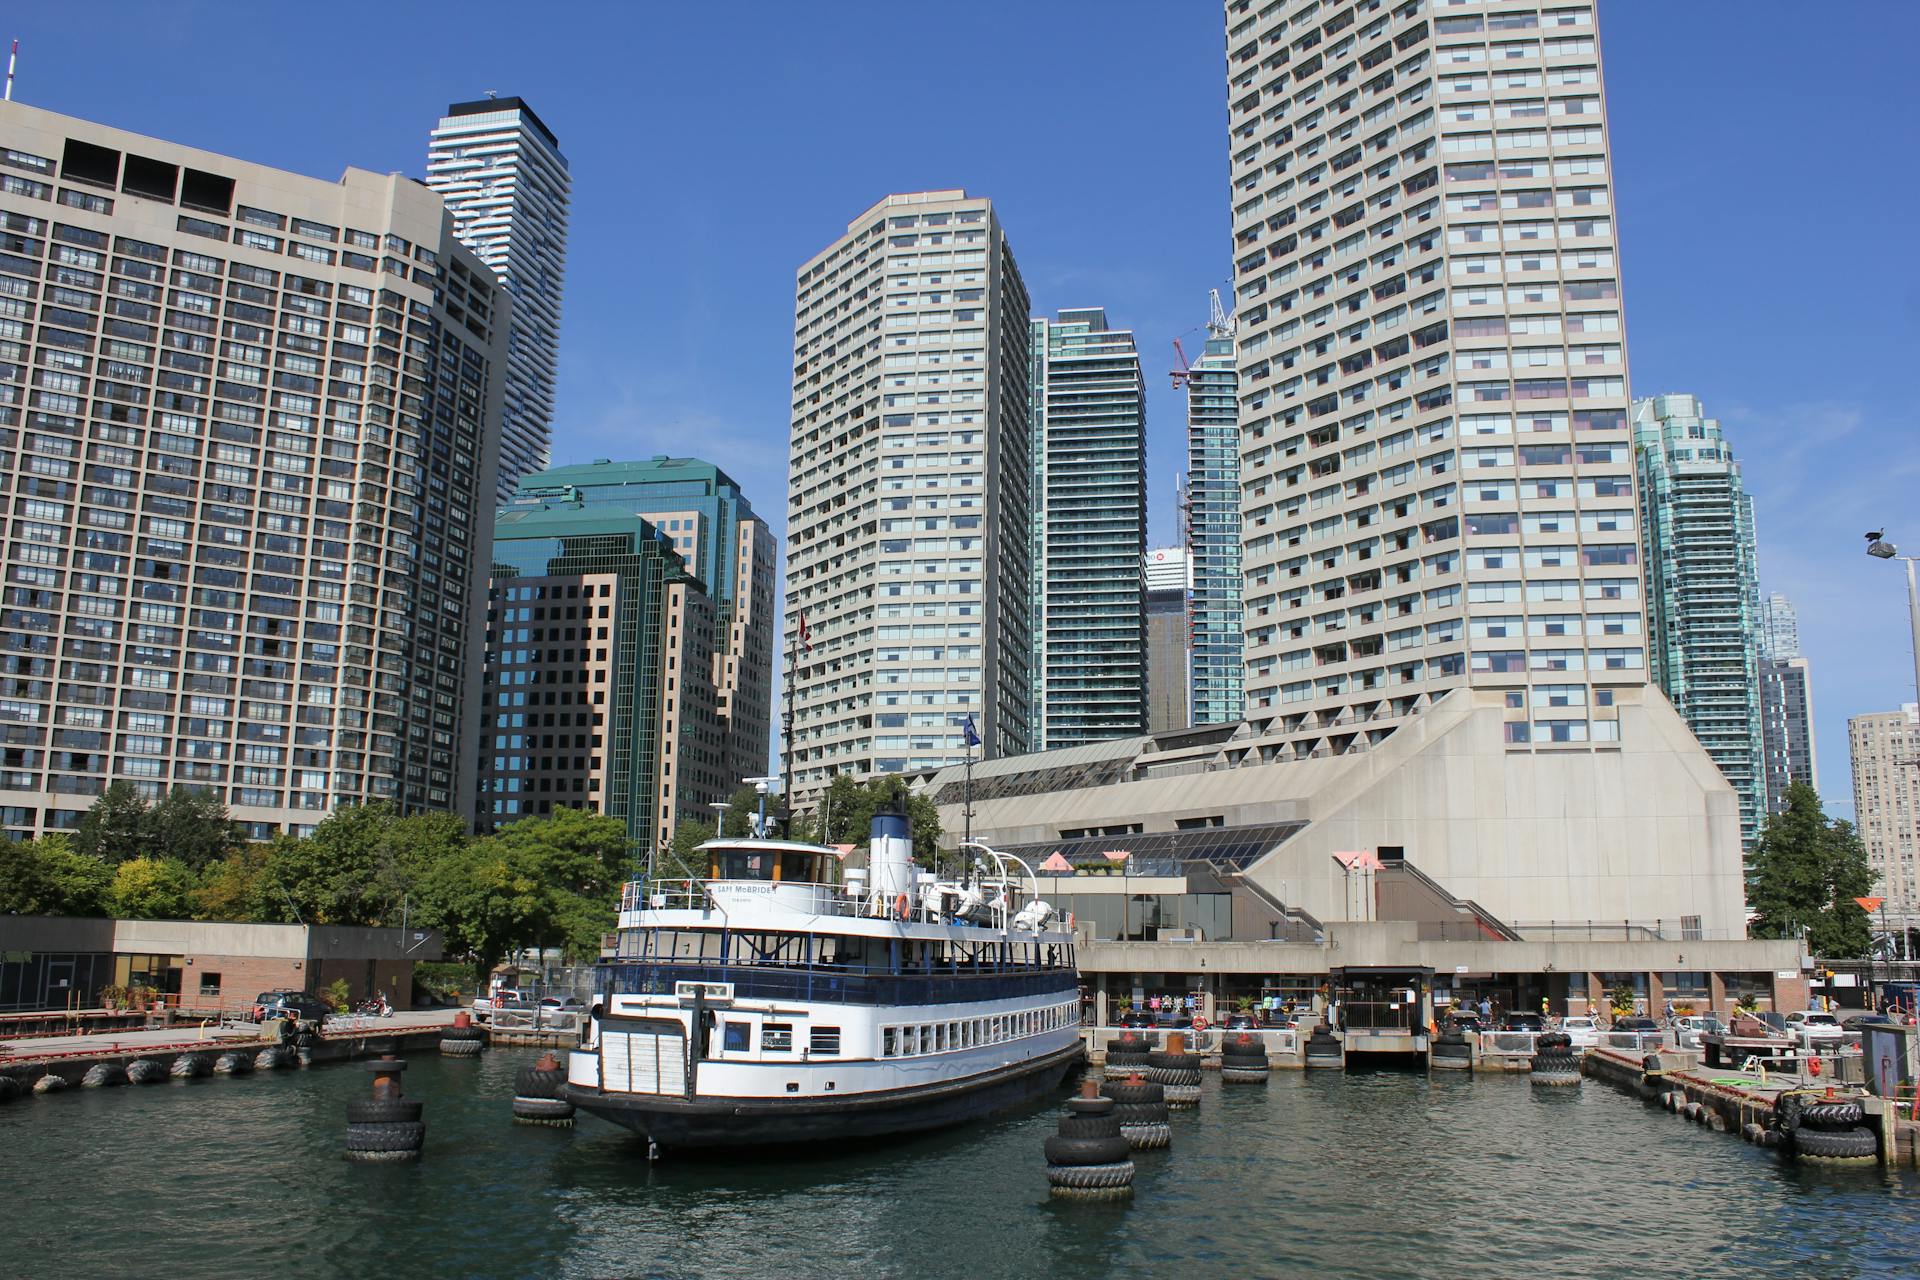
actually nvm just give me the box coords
[1633,393,1767,847]
[1029,308,1146,749]
[1183,301,1243,725]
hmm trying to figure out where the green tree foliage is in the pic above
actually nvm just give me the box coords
[719,784,768,837]
[72,782,241,870]
[794,775,942,864]
[108,856,195,920]
[661,819,715,880]
[1748,781,1878,958]
[416,837,552,983]
[190,843,275,922]
[0,835,111,916]
[481,808,629,960]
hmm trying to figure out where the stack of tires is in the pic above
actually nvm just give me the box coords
[440,1022,486,1058]
[1146,1034,1203,1108]
[1103,1031,1152,1080]
[1043,1089,1134,1199]
[345,1094,426,1163]
[1431,1028,1472,1071]
[1304,1026,1343,1070]
[512,1053,576,1126]
[1219,1032,1271,1084]
[1101,1074,1171,1149]
[1781,1095,1878,1166]
[1528,1031,1580,1087]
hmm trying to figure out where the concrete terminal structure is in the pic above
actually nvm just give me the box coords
[922,687,1805,1018]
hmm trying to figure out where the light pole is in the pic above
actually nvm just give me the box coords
[1865,530,1920,708]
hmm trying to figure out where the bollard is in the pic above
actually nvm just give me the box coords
[440,1011,485,1058]
[345,1054,425,1162]
[512,1051,576,1126]
[1101,1071,1171,1149]
[1102,1030,1152,1079]
[1044,1078,1134,1199]
[1529,1032,1581,1087]
[1146,1030,1202,1107]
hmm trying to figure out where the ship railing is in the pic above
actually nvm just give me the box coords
[624,877,1029,930]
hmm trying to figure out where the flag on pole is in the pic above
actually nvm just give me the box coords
[796,611,812,654]
[962,714,980,748]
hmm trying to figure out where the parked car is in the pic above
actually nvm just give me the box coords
[1784,1010,1848,1045]
[1117,1011,1153,1029]
[1843,1012,1893,1032]
[1225,1013,1257,1030]
[1447,1014,1488,1034]
[1503,1012,1545,1033]
[256,992,331,1025]
[250,989,299,1021]
[1672,1014,1725,1050]
[539,995,583,1010]
[1610,1016,1662,1041]
[1561,1015,1601,1049]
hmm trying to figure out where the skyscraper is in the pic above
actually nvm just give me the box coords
[1633,393,1766,846]
[478,502,727,850]
[504,457,776,785]
[0,101,507,838]
[1144,547,1191,733]
[1849,705,1919,921]
[1183,293,1243,726]
[425,97,570,501]
[1226,0,1641,759]
[1757,590,1818,812]
[785,192,1032,800]
[1029,308,1146,749]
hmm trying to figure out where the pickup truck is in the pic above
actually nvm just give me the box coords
[471,989,533,1025]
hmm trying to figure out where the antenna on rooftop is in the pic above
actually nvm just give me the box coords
[484,88,498,99]
[5,40,17,103]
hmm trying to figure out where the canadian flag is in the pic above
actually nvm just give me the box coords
[796,611,813,654]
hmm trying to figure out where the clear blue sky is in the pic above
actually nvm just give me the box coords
[10,2,1916,809]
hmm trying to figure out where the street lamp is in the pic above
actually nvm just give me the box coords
[1864,530,1920,706]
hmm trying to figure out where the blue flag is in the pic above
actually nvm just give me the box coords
[962,715,980,748]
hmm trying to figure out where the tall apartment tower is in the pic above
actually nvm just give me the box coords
[1758,590,1818,811]
[785,192,1033,799]
[1029,308,1147,750]
[1849,705,1920,921]
[0,102,507,838]
[478,502,727,850]
[1183,294,1244,725]
[1633,393,1766,846]
[1144,547,1192,733]
[1225,0,1641,759]
[425,97,569,501]
[504,457,776,785]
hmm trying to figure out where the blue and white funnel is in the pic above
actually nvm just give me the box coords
[870,807,915,903]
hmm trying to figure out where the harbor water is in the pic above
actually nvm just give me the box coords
[4,1050,1918,1279]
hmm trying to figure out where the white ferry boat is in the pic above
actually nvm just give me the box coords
[564,807,1084,1152]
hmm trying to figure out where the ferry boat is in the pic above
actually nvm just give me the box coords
[564,806,1084,1152]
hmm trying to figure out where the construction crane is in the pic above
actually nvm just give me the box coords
[1171,289,1236,389]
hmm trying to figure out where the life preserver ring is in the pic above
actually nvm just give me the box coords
[1192,1014,1209,1031]
[1808,1055,1823,1077]
[895,893,911,920]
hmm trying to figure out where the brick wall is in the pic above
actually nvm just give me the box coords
[183,954,306,1016]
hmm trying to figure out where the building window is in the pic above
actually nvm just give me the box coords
[198,971,221,997]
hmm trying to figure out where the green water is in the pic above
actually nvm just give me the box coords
[3,1051,1917,1279]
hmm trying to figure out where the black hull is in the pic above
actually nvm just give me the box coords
[566,1042,1085,1151]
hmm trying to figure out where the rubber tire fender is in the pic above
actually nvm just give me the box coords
[1055,1113,1123,1140]
[346,1097,424,1124]
[344,1122,426,1152]
[1792,1125,1877,1160]
[1801,1101,1865,1129]
[514,1066,565,1100]
[1100,1081,1165,1105]
[1043,1134,1131,1167]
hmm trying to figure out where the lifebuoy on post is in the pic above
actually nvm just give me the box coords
[1192,1014,1210,1032]
[895,892,911,921]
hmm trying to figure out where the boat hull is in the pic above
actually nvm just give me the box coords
[566,1041,1085,1151]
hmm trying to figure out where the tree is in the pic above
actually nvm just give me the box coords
[147,787,241,870]
[661,819,716,880]
[108,856,195,920]
[1748,781,1878,958]
[73,781,153,866]
[718,784,768,837]
[416,838,553,983]
[190,843,275,922]
[484,808,628,961]
[793,775,942,864]
[258,803,394,925]
[0,835,111,917]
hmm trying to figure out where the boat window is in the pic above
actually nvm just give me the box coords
[723,1022,750,1053]
[711,849,775,880]
[763,1023,793,1052]
[779,852,822,883]
[883,1027,898,1057]
[810,1026,840,1055]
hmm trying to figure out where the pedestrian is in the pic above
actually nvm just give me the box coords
[1478,996,1491,1023]
[1663,999,1674,1022]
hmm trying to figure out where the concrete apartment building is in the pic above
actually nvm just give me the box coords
[1758,591,1818,811]
[505,457,776,786]
[1029,308,1147,750]
[1850,705,1920,923]
[1182,297,1245,725]
[784,191,1033,801]
[425,97,570,501]
[478,499,728,850]
[0,101,506,840]
[1227,0,1642,758]
[1144,546,1190,732]
[1634,393,1766,847]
